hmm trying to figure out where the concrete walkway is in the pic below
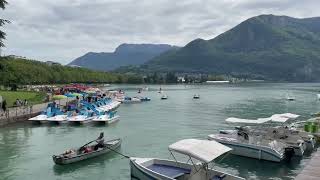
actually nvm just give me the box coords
[295,150,320,180]
[0,98,75,126]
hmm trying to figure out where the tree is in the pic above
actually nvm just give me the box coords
[0,0,9,48]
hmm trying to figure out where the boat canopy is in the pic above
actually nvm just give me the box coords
[270,113,299,123]
[226,117,270,124]
[168,139,231,163]
[226,113,300,124]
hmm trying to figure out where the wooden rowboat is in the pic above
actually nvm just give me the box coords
[52,138,121,165]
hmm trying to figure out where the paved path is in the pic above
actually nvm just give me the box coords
[296,150,320,180]
[0,98,75,126]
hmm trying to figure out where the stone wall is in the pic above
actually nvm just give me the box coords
[0,98,75,127]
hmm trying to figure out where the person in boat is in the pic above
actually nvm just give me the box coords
[94,132,105,150]
[63,149,75,157]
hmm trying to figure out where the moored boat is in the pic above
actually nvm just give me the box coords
[122,97,141,104]
[92,112,120,125]
[208,133,292,162]
[28,114,48,123]
[130,139,245,180]
[193,94,200,99]
[208,113,308,162]
[136,96,151,102]
[161,94,168,100]
[286,93,295,101]
[46,114,68,124]
[67,110,94,124]
[53,137,121,165]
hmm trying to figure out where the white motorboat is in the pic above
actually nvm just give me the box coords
[130,139,244,180]
[225,113,315,152]
[193,94,200,99]
[317,94,320,100]
[161,94,168,100]
[286,93,295,101]
[122,97,141,104]
[92,114,120,124]
[208,133,291,162]
[209,113,308,162]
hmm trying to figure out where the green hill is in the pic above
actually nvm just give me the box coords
[0,56,142,85]
[138,15,320,81]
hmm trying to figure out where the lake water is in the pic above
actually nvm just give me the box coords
[1,83,320,180]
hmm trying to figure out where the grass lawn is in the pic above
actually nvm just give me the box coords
[0,90,46,107]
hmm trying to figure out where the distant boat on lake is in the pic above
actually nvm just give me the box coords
[286,92,295,101]
[193,94,200,99]
[161,94,168,100]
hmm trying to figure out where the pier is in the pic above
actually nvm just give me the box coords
[295,150,320,180]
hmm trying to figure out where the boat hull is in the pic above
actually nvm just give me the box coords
[47,115,67,124]
[53,139,121,165]
[92,115,120,125]
[222,141,282,162]
[67,116,93,124]
[28,115,48,123]
[130,158,245,180]
[208,136,283,162]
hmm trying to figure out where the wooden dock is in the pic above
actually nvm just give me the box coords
[296,150,320,180]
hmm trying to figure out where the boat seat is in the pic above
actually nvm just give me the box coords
[147,164,190,178]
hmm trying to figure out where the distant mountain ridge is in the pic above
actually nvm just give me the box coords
[132,14,320,81]
[68,43,179,71]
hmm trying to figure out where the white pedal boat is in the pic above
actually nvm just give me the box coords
[92,115,120,124]
[28,114,48,123]
[67,115,93,124]
[47,115,68,123]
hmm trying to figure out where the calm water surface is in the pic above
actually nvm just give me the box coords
[1,83,320,180]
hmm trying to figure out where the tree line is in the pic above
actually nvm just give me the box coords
[0,57,144,86]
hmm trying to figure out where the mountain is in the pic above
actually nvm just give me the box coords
[68,44,179,71]
[138,15,320,81]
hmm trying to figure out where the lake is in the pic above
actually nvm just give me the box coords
[1,83,320,180]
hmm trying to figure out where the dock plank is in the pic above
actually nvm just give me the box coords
[296,150,320,180]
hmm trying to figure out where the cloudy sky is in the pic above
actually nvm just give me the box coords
[1,0,320,64]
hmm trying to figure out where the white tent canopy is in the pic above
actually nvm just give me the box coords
[225,113,300,124]
[168,139,232,163]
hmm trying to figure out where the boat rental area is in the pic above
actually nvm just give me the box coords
[2,83,320,179]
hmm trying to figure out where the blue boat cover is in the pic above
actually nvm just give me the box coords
[147,164,190,178]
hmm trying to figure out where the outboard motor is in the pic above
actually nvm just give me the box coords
[284,147,295,161]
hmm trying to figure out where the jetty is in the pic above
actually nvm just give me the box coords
[295,150,320,180]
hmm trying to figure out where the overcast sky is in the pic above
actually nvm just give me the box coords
[1,0,320,64]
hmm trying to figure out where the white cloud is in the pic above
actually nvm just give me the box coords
[1,0,320,64]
